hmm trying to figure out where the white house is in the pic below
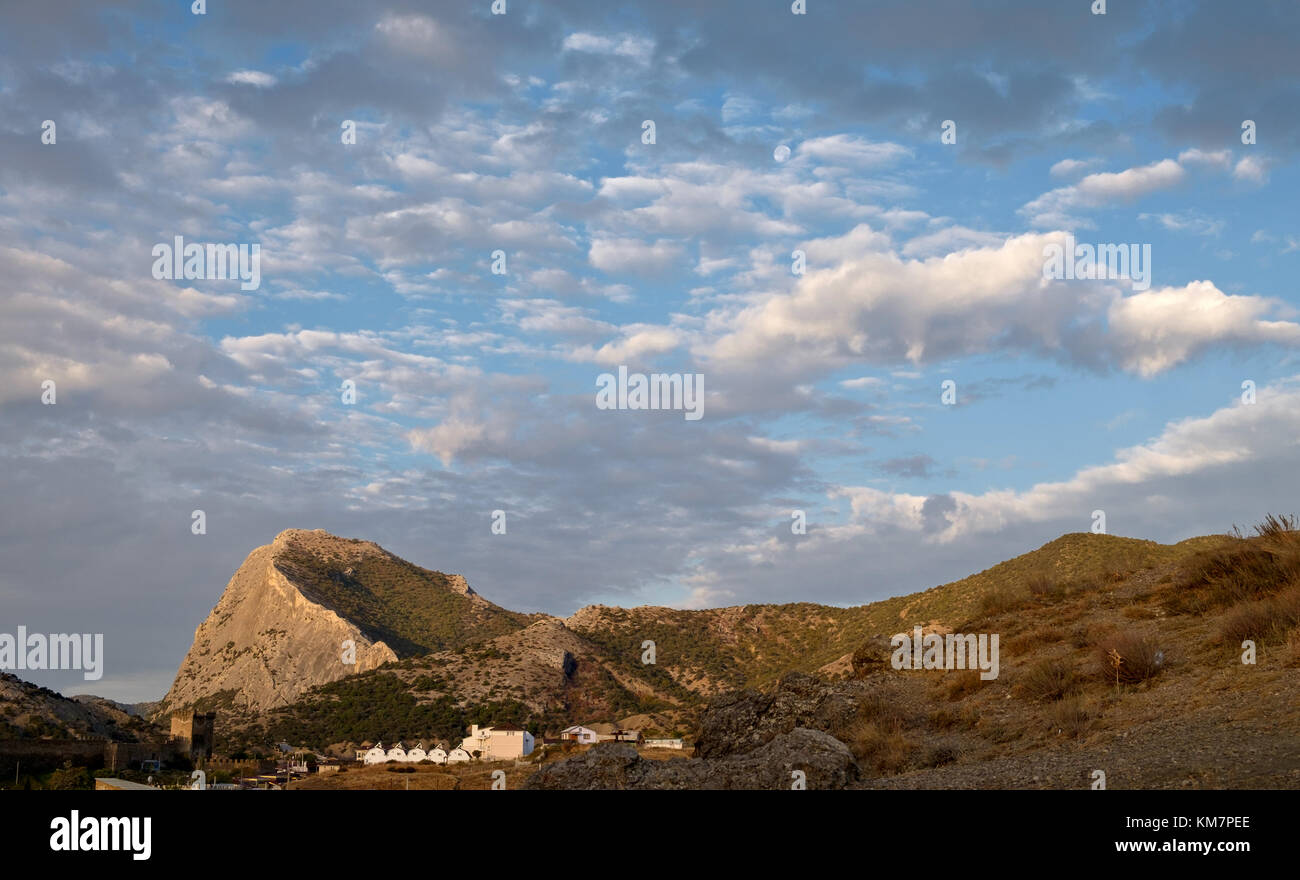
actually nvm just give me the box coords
[461,724,535,761]
[405,743,427,763]
[385,742,408,762]
[428,745,448,764]
[445,746,472,763]
[560,725,599,745]
[362,742,388,765]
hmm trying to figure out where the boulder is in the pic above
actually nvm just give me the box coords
[693,671,866,759]
[523,728,857,790]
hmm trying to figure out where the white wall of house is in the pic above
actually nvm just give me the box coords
[561,725,599,745]
[462,726,535,760]
[644,738,685,749]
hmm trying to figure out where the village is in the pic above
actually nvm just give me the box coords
[355,723,685,766]
[86,714,687,790]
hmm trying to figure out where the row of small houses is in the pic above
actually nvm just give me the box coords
[358,724,685,765]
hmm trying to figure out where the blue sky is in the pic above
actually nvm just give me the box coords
[2,0,1300,701]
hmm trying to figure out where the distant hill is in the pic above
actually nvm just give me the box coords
[0,674,152,742]
[195,527,1231,752]
[158,528,531,715]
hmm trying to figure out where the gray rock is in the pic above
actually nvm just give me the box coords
[523,728,857,790]
[693,671,866,759]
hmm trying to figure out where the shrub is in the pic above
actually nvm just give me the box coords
[921,744,959,767]
[941,669,988,701]
[1166,515,1300,613]
[927,708,958,729]
[1094,631,1164,684]
[980,588,1027,617]
[1027,572,1066,601]
[1217,601,1278,644]
[1007,626,1067,655]
[1216,585,1300,644]
[1286,628,1300,668]
[1014,658,1077,702]
[844,720,914,774]
[1049,696,1093,739]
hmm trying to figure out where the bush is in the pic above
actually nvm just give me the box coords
[1166,515,1300,613]
[1220,586,1300,644]
[1027,572,1066,602]
[1094,631,1164,684]
[921,745,959,767]
[941,669,988,701]
[1014,658,1077,702]
[46,766,93,790]
[1049,696,1093,739]
[844,720,914,774]
[979,588,1027,617]
[1286,628,1300,668]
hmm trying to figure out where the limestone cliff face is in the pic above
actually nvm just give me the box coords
[160,531,400,714]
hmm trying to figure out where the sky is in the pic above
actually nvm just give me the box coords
[2,0,1299,702]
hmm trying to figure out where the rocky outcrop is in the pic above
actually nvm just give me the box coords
[524,728,858,790]
[851,635,897,678]
[160,531,403,715]
[693,672,867,759]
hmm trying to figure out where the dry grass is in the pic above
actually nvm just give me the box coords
[1285,628,1300,668]
[843,719,915,774]
[1014,658,1077,702]
[940,669,988,701]
[1027,571,1066,602]
[1007,626,1067,655]
[1216,584,1300,644]
[928,707,958,729]
[1093,630,1165,684]
[979,588,1028,618]
[1049,696,1094,739]
[1165,514,1300,614]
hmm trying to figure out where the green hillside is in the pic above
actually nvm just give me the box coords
[274,541,531,657]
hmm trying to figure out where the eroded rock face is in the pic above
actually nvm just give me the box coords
[851,636,897,678]
[160,531,400,715]
[524,728,858,790]
[693,672,867,759]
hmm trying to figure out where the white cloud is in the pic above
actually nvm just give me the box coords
[1108,281,1300,377]
[225,70,277,88]
[1233,155,1268,183]
[561,32,654,63]
[589,237,686,274]
[1022,158,1186,227]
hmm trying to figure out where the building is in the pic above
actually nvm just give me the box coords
[385,742,408,762]
[362,742,388,765]
[588,723,640,743]
[445,746,472,763]
[560,725,599,745]
[428,745,448,764]
[95,777,159,791]
[643,738,685,749]
[406,743,427,762]
[169,710,216,760]
[460,724,535,761]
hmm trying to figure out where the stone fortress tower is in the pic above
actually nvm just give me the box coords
[169,710,216,760]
